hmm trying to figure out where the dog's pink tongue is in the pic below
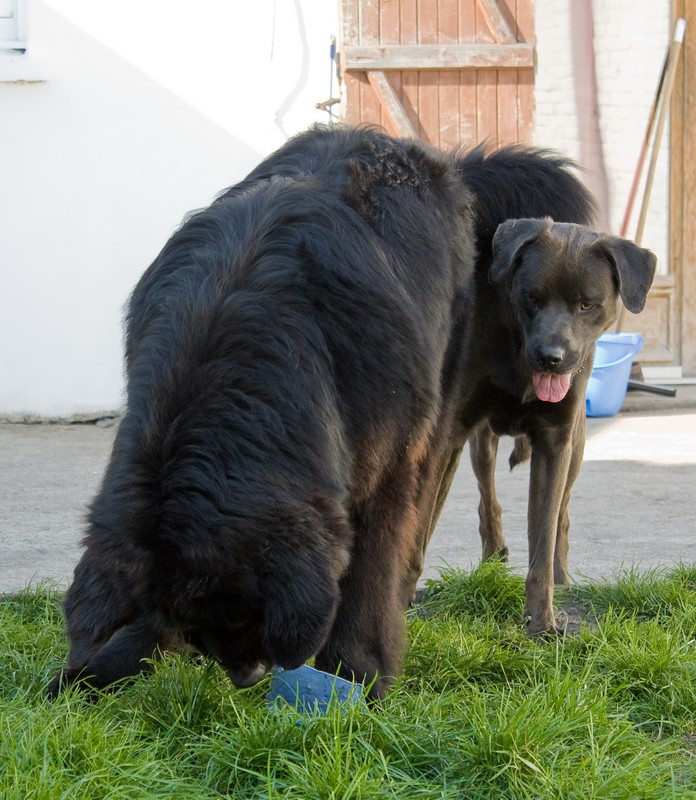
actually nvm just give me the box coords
[533,372,572,403]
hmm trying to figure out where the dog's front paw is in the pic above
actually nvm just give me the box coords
[47,667,87,699]
[524,611,562,638]
[483,546,510,563]
[47,671,62,699]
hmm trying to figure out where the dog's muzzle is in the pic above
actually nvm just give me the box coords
[227,660,271,688]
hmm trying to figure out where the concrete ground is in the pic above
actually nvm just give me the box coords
[1,387,695,594]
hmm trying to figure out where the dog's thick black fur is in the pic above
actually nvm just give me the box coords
[50,125,601,699]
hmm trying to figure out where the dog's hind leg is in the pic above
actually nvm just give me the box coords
[408,444,464,603]
[315,462,425,699]
[469,422,508,562]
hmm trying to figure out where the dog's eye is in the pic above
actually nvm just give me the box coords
[526,293,539,309]
[579,301,595,312]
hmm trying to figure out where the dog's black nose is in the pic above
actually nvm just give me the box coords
[534,345,565,371]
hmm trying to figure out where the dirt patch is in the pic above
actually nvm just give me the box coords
[556,600,596,635]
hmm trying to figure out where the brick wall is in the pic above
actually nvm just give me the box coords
[535,0,670,272]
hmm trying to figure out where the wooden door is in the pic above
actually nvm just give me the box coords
[339,0,534,149]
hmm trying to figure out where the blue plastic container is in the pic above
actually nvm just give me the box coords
[585,333,644,417]
[267,664,365,714]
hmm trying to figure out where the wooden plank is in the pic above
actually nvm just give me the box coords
[400,0,418,44]
[343,43,534,70]
[416,70,440,145]
[516,67,534,144]
[438,0,460,148]
[496,69,518,146]
[476,2,498,145]
[438,0,459,43]
[340,0,361,124]
[669,0,685,368]
[418,0,439,43]
[516,0,535,144]
[417,0,440,145]
[340,0,360,46]
[515,0,534,43]
[379,0,403,132]
[460,0,477,43]
[399,0,421,138]
[459,0,478,144]
[366,70,419,137]
[495,0,518,145]
[379,1,401,50]
[622,277,676,362]
[476,70,498,145]
[399,71,421,136]
[358,0,383,128]
[379,0,401,46]
[477,0,516,43]
[674,0,695,372]
[359,0,381,37]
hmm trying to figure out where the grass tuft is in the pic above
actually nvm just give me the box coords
[1,564,696,798]
[571,564,696,622]
[417,558,526,624]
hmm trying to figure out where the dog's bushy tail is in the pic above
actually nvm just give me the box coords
[456,145,598,258]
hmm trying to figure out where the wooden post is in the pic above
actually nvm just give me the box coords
[671,0,696,374]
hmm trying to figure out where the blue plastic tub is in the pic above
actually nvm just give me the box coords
[267,665,365,714]
[585,333,644,417]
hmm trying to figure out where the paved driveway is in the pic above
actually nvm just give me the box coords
[1,410,695,593]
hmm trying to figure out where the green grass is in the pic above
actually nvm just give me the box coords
[1,562,695,799]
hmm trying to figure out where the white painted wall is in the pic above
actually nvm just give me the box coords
[535,0,671,272]
[1,0,675,418]
[0,0,338,419]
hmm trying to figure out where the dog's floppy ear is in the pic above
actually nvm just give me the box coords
[490,218,552,284]
[261,497,351,668]
[593,237,657,314]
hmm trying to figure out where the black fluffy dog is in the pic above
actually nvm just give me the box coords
[50,126,598,699]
